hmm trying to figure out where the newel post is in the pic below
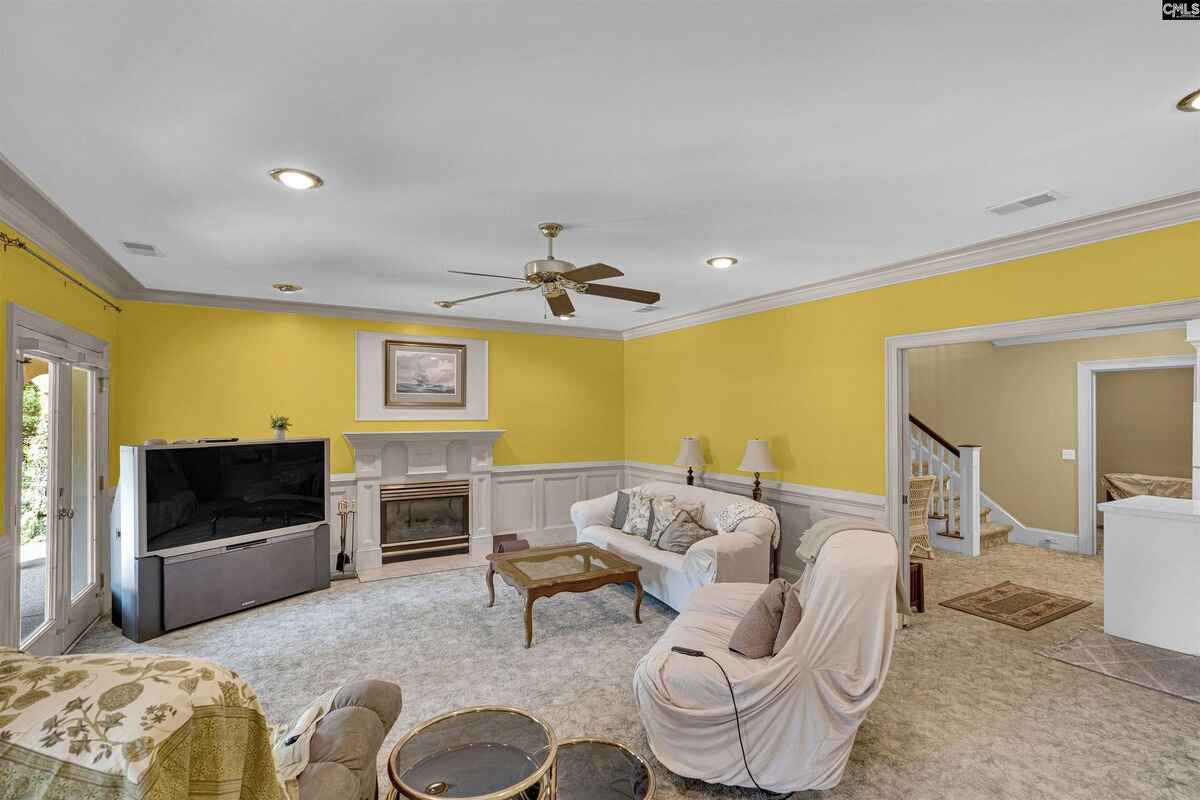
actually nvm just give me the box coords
[1187,320,1200,501]
[958,445,982,557]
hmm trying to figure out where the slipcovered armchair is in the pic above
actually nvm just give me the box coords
[570,481,775,611]
[632,529,898,793]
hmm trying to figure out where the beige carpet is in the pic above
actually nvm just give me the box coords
[940,580,1091,630]
[74,544,1200,799]
[1041,627,1200,703]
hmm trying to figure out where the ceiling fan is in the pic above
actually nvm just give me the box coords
[434,223,661,319]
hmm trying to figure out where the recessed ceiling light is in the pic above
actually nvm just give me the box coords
[705,256,738,269]
[434,300,455,309]
[269,168,324,190]
[272,283,304,293]
[1177,89,1200,112]
[556,314,574,321]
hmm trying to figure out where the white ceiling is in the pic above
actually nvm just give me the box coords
[3,2,1198,331]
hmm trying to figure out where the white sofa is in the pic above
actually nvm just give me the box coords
[569,481,774,611]
[632,529,898,793]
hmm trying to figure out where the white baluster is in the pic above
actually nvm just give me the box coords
[936,443,946,516]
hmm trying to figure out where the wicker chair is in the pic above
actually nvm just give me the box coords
[908,474,937,559]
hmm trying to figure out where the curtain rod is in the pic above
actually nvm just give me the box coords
[0,231,122,312]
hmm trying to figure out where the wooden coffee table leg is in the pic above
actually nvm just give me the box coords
[632,576,644,624]
[486,565,496,608]
[523,594,535,648]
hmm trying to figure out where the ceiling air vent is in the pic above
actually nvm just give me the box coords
[632,305,663,313]
[986,191,1060,216]
[120,240,163,257]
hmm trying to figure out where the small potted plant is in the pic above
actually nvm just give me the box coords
[270,414,291,441]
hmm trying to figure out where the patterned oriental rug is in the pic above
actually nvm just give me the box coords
[940,581,1091,630]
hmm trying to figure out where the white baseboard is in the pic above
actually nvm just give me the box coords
[1007,526,1079,553]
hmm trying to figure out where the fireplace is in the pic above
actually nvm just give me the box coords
[379,480,470,562]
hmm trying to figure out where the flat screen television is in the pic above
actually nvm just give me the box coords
[127,439,328,557]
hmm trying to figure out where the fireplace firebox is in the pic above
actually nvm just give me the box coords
[379,480,470,561]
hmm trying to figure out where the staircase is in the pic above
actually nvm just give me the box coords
[909,415,1012,555]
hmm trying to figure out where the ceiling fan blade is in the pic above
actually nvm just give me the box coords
[578,283,661,305]
[448,270,529,282]
[546,292,576,317]
[560,262,624,283]
[440,285,536,306]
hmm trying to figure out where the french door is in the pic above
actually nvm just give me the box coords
[11,314,107,655]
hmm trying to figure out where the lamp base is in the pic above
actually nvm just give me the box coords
[686,466,695,486]
[752,472,762,502]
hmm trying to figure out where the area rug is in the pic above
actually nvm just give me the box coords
[940,580,1091,630]
[1040,627,1200,703]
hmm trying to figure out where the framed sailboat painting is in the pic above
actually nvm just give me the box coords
[384,340,467,408]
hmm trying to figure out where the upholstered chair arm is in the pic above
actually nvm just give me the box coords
[723,516,776,546]
[684,531,770,585]
[570,492,617,531]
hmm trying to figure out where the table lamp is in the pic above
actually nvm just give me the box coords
[674,436,705,485]
[738,439,777,501]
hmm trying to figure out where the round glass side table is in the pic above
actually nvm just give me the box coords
[387,707,557,800]
[551,737,654,800]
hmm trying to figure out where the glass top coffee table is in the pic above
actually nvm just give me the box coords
[486,543,643,648]
[551,737,655,800]
[387,706,556,799]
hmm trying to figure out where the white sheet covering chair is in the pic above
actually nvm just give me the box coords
[632,529,898,793]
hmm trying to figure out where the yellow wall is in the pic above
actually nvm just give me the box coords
[624,221,1200,495]
[112,302,625,474]
[0,222,120,540]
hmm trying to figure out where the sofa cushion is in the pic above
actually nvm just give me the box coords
[649,498,702,546]
[300,679,402,800]
[728,579,790,658]
[772,584,803,655]
[656,514,716,555]
[612,491,631,530]
[622,491,653,537]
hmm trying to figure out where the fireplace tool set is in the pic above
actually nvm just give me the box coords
[333,496,357,580]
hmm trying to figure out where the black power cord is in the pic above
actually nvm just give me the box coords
[670,646,782,796]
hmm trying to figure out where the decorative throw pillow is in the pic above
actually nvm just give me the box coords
[612,491,631,530]
[771,585,803,655]
[655,514,717,554]
[648,498,703,546]
[621,491,653,537]
[728,579,790,659]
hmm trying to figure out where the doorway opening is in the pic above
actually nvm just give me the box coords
[5,305,108,654]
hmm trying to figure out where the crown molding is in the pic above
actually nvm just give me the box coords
[0,152,143,296]
[622,189,1200,341]
[991,319,1186,347]
[126,288,624,340]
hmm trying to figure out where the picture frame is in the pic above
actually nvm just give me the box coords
[384,340,467,408]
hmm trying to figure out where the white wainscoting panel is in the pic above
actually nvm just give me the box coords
[493,462,624,548]
[624,461,886,582]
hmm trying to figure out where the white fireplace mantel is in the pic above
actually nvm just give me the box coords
[342,429,506,569]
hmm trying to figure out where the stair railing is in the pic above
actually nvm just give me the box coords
[908,415,982,555]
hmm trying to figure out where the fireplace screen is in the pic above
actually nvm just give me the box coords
[379,481,470,560]
[383,497,466,543]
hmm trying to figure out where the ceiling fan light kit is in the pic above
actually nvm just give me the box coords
[435,222,662,319]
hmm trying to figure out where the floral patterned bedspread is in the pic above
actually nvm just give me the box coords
[0,648,283,800]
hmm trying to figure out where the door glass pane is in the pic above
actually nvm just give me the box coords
[19,357,52,642]
[70,367,94,599]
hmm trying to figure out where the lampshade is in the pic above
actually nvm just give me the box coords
[673,436,705,468]
[738,439,777,473]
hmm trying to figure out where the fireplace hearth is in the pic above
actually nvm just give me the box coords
[379,480,470,561]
